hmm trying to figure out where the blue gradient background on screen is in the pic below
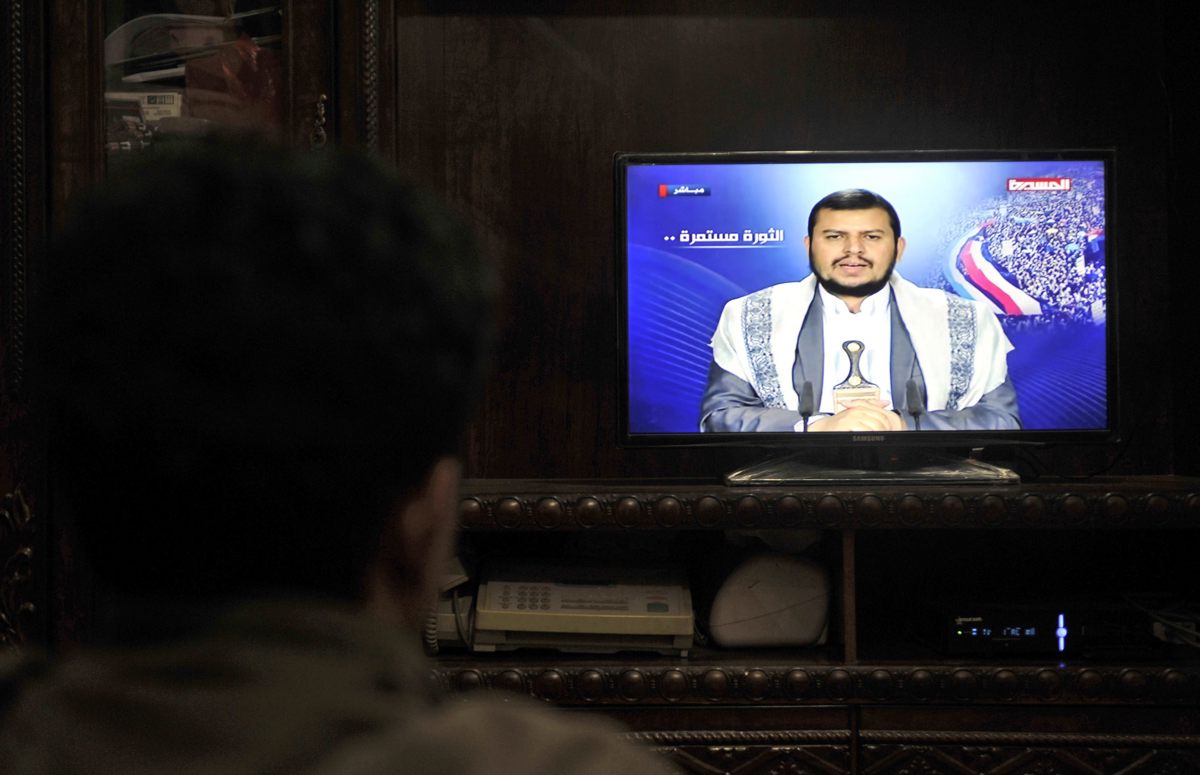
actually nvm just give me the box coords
[625,159,1108,434]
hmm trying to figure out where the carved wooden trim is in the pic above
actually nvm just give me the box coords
[646,739,851,775]
[362,0,380,152]
[458,479,1200,530]
[858,744,1200,775]
[0,489,36,648]
[5,0,28,396]
[858,730,1200,747]
[622,720,1200,773]
[625,729,852,746]
[2,0,44,653]
[309,93,328,149]
[432,664,1200,706]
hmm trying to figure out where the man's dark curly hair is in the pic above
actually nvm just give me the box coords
[807,188,902,239]
[38,137,495,600]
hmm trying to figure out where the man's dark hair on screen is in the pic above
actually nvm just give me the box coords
[807,188,902,239]
[38,137,495,601]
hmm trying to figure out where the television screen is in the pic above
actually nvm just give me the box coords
[617,150,1114,448]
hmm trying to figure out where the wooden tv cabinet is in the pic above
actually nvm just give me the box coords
[432,477,1200,774]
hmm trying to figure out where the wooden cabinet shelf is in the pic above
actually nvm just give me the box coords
[457,477,1200,532]
[431,658,1200,707]
[439,477,1200,772]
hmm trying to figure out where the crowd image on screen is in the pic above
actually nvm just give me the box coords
[920,167,1106,331]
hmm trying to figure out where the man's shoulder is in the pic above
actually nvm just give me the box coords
[724,280,813,311]
[0,649,49,773]
[892,274,948,299]
[0,650,47,717]
[313,695,668,775]
[413,697,668,773]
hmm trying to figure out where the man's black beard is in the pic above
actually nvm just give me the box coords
[809,252,898,299]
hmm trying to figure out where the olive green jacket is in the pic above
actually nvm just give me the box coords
[0,599,666,775]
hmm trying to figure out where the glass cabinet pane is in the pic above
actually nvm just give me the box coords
[103,1,284,155]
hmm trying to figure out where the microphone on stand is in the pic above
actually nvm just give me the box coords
[799,381,815,432]
[905,379,926,431]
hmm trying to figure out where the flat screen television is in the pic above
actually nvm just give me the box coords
[615,150,1116,484]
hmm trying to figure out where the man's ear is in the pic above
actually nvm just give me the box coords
[895,235,907,263]
[368,456,462,627]
[397,456,462,560]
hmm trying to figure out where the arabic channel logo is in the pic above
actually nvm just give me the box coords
[1007,177,1072,192]
[658,184,710,197]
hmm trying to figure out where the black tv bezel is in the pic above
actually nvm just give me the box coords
[614,148,1119,450]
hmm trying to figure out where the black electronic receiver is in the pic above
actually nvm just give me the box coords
[940,604,1164,658]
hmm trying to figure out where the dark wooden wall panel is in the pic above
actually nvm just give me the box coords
[1164,4,1200,478]
[390,5,1175,480]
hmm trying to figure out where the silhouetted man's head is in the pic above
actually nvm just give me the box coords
[41,137,495,606]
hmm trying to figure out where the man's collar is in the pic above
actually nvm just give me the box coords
[817,281,892,316]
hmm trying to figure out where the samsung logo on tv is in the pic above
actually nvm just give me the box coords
[851,434,885,442]
[1007,177,1072,192]
[658,184,710,197]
